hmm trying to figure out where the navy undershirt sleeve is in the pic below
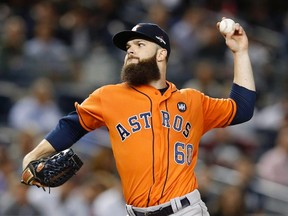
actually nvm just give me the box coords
[229,83,256,125]
[45,111,89,152]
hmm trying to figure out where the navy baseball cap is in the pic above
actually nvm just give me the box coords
[113,23,171,57]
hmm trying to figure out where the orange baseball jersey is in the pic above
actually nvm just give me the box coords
[75,81,236,207]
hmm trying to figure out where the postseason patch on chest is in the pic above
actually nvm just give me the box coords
[177,102,187,112]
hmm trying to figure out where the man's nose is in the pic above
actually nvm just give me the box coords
[127,46,134,55]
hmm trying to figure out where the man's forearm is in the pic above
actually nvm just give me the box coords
[233,51,255,91]
[22,139,56,169]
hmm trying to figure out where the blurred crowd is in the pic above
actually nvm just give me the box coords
[0,0,288,215]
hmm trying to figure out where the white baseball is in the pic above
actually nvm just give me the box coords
[219,18,235,34]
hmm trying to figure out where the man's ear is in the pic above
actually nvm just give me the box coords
[157,48,168,62]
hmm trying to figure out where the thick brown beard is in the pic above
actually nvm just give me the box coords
[121,54,160,87]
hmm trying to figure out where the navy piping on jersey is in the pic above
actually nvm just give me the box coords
[131,86,155,207]
[159,99,170,203]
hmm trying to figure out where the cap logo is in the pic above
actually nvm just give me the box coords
[132,25,140,31]
[156,36,166,45]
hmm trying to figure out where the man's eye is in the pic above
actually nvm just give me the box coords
[138,43,145,47]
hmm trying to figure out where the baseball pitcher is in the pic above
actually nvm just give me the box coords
[22,17,256,216]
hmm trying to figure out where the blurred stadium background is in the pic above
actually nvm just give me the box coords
[0,0,288,215]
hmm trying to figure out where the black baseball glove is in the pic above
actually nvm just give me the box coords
[21,148,83,191]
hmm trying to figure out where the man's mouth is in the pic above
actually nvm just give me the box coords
[127,58,139,64]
